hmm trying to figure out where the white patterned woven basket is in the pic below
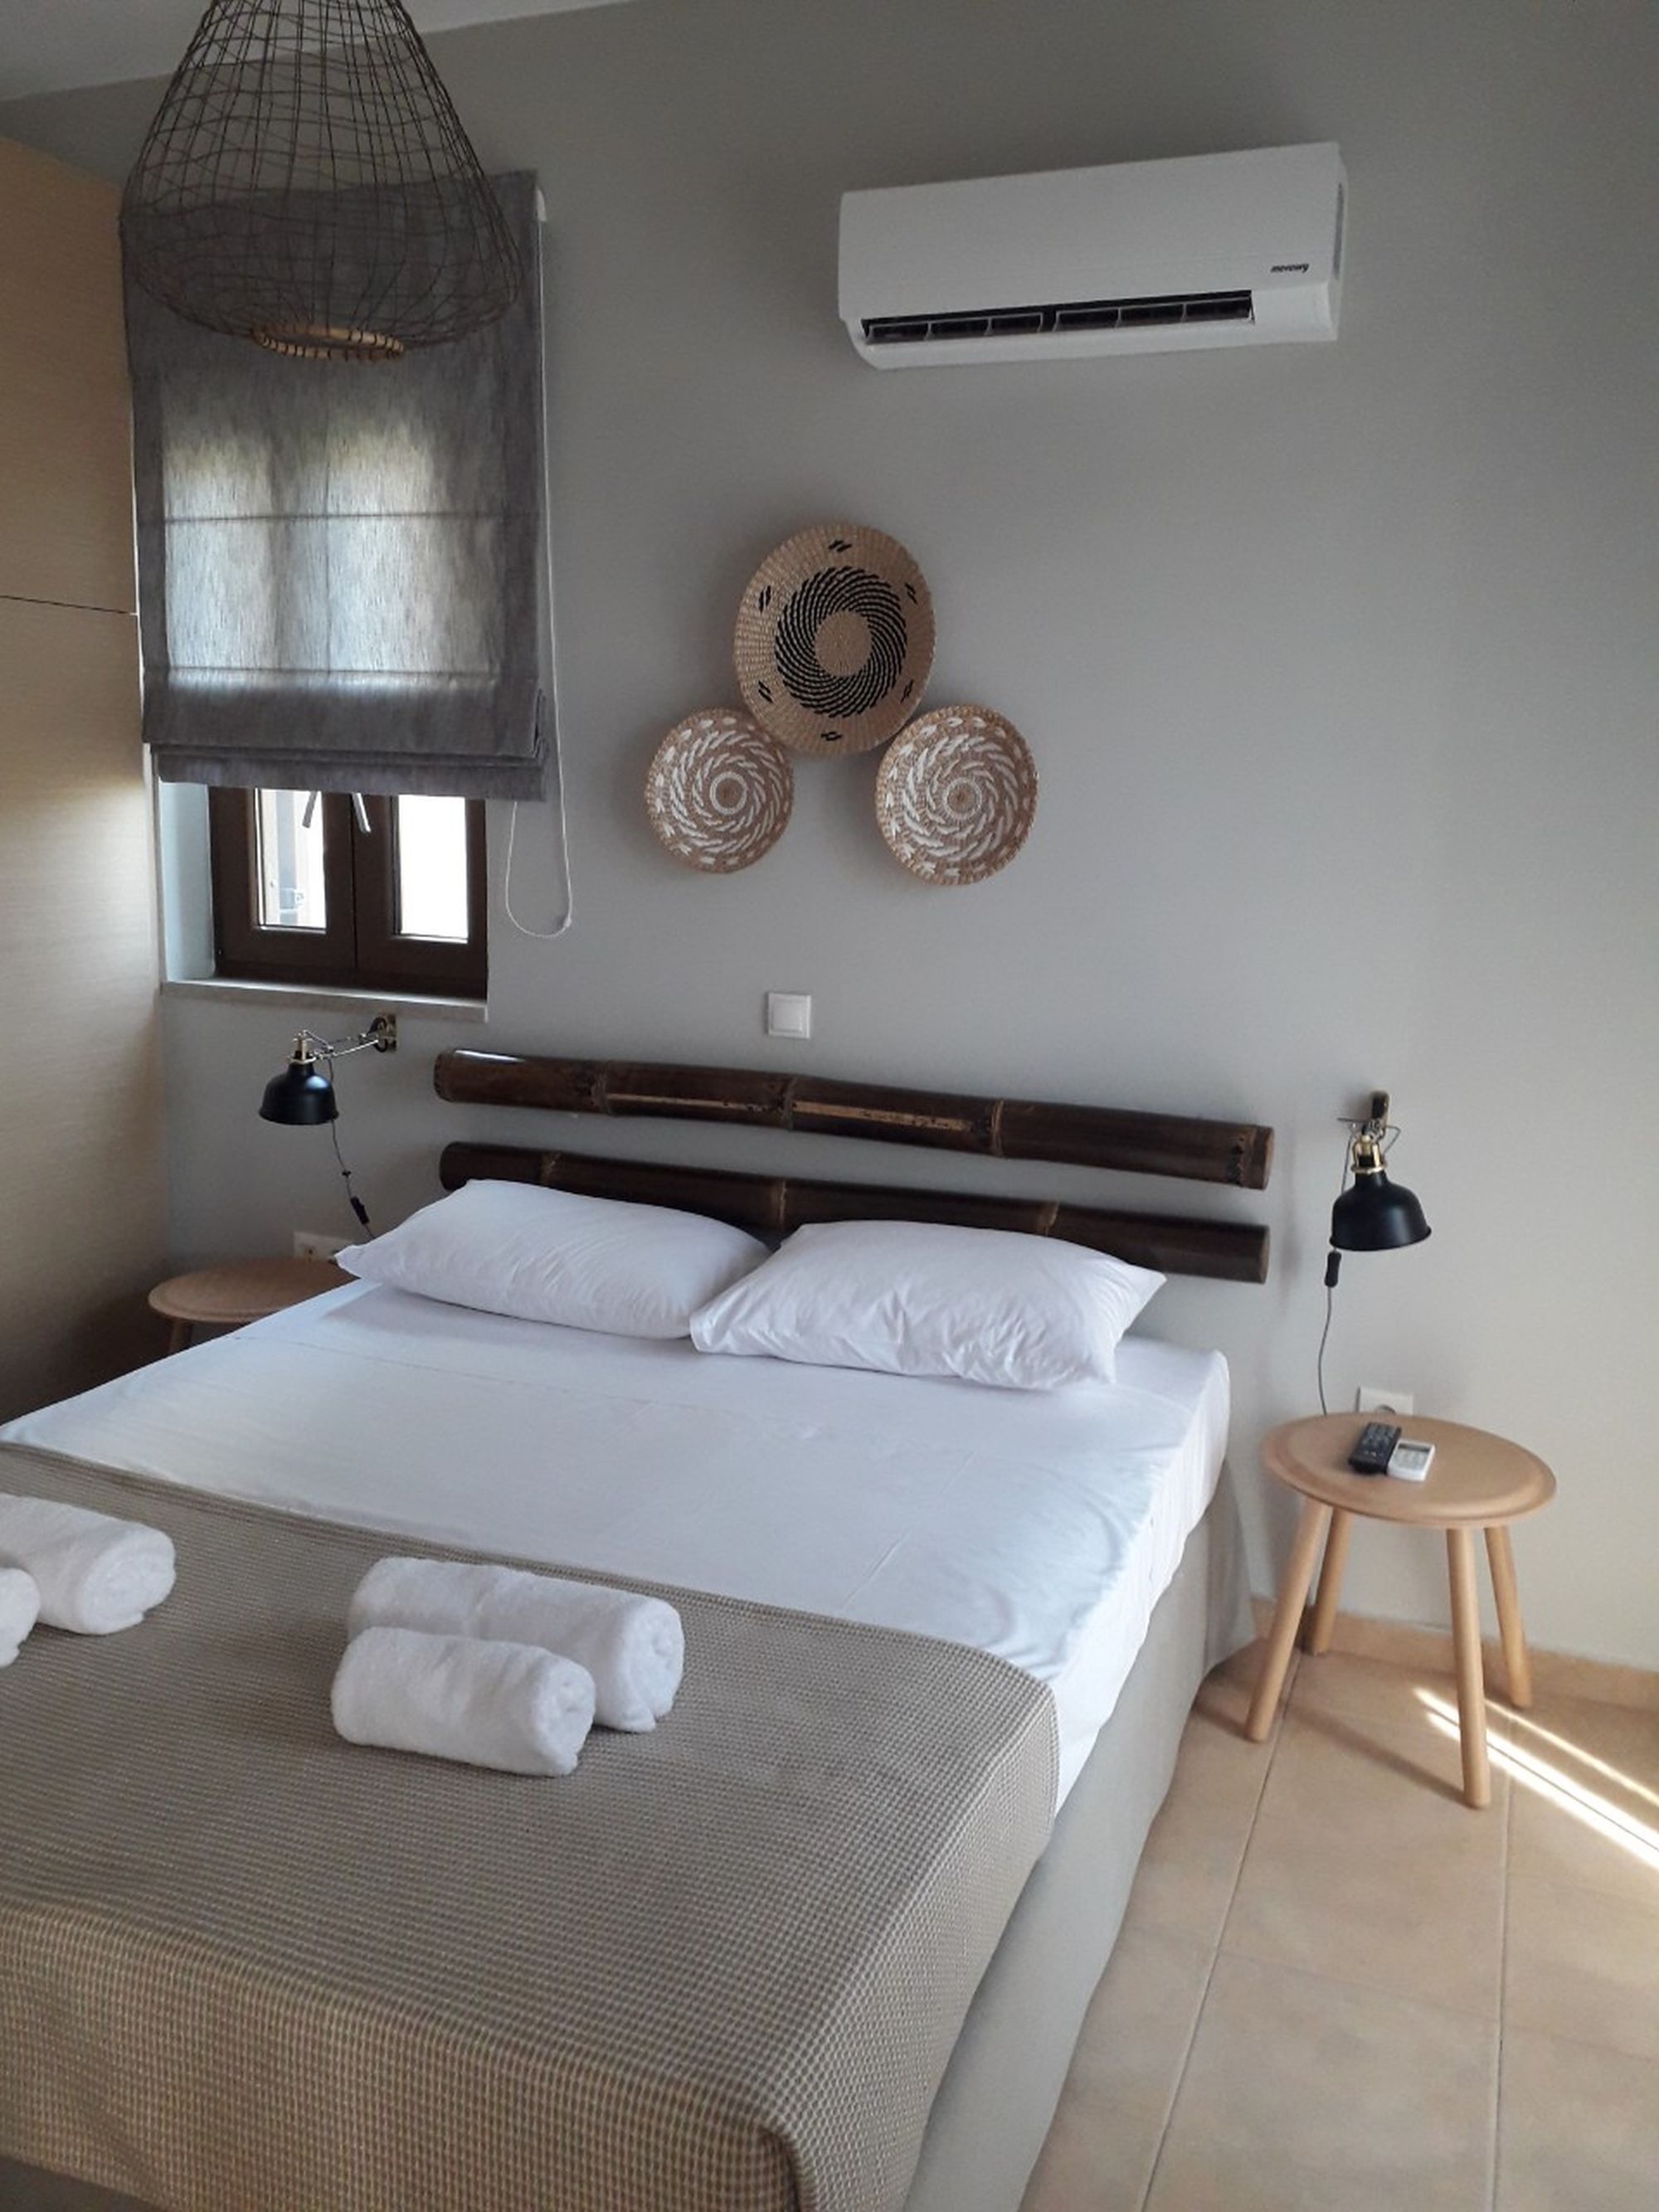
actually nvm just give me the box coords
[646,709,793,873]
[875,704,1037,886]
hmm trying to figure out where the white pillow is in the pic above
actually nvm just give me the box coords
[337,1180,769,1340]
[689,1218,1164,1390]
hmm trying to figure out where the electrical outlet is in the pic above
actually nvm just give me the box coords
[1357,1384,1414,1417]
[293,1231,348,1261]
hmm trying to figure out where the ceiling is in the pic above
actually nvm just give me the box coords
[0,0,629,105]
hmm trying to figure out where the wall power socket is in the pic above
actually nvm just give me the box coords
[1356,1384,1414,1417]
[294,1231,348,1262]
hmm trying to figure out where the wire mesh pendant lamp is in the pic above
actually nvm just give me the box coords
[121,0,521,362]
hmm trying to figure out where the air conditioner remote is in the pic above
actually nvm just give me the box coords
[1387,1438,1435,1482]
[1348,1421,1402,1475]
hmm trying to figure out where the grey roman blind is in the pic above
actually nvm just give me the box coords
[125,173,547,800]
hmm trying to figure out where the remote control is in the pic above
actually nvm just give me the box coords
[1387,1438,1435,1482]
[1348,1421,1402,1475]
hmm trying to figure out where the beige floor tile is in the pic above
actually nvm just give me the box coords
[1021,1925,1212,2212]
[1119,1700,1277,1951]
[1496,2027,1659,2212]
[1505,1872,1659,2062]
[1273,1698,1509,1827]
[1030,1660,1659,2210]
[1145,1952,1496,2212]
[1527,1692,1658,1785]
[1221,1709,1506,2017]
[1501,1695,1659,1908]
[1291,1646,1470,1734]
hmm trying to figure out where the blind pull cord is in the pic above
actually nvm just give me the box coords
[504,186,574,942]
[503,773,574,941]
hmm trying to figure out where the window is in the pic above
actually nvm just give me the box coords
[209,790,487,999]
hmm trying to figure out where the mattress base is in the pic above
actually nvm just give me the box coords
[902,1466,1252,2212]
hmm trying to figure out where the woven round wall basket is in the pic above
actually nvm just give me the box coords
[734,523,935,757]
[645,709,793,873]
[875,704,1038,887]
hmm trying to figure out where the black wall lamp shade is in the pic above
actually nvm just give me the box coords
[1318,1089,1430,1414]
[1331,1170,1432,1252]
[258,1015,394,1127]
[259,1056,338,1125]
[1329,1089,1432,1254]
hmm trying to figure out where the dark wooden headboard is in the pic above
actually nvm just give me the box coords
[433,1051,1274,1286]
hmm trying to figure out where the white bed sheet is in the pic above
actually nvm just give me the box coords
[2,1284,1228,1801]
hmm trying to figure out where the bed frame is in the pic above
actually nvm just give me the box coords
[429,1047,1268,2211]
[2,1056,1269,2212]
[432,1050,1275,1284]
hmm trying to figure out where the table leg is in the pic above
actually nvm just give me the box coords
[168,1318,192,1356]
[1246,1498,1332,1743]
[1446,1528,1491,1808]
[1485,1524,1534,1709]
[1305,1507,1353,1656]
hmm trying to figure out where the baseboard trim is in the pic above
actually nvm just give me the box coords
[1248,1597,1659,1713]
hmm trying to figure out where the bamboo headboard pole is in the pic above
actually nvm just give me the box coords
[433,1052,1273,1191]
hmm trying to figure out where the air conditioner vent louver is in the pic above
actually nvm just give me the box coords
[863,289,1254,348]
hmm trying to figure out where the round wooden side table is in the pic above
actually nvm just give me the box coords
[1245,1415,1556,1808]
[148,1257,351,1355]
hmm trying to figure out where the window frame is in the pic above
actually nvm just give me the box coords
[208,789,488,999]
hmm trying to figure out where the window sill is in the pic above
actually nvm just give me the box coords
[162,977,489,1023]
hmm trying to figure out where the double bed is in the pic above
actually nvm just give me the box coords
[0,1054,1270,2212]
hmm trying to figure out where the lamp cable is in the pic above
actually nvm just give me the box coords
[322,1056,372,1232]
[1316,1271,1337,1416]
[1317,1134,1355,1416]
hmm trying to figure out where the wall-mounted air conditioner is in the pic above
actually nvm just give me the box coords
[839,143,1345,367]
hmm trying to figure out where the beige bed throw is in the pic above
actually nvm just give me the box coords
[0,1445,1057,2212]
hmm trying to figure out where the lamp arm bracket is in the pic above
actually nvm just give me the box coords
[1337,1089,1400,1169]
[1336,1090,1391,1139]
[294,1014,398,1063]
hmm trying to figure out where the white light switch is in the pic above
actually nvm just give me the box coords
[766,992,812,1041]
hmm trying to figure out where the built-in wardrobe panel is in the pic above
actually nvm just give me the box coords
[0,137,165,1418]
[0,137,136,615]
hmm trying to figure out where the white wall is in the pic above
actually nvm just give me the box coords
[4,0,1654,1665]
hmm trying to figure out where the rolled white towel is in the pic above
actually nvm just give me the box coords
[0,1494,176,1635]
[332,1626,596,1777]
[348,1556,684,1733]
[0,1568,39,1667]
